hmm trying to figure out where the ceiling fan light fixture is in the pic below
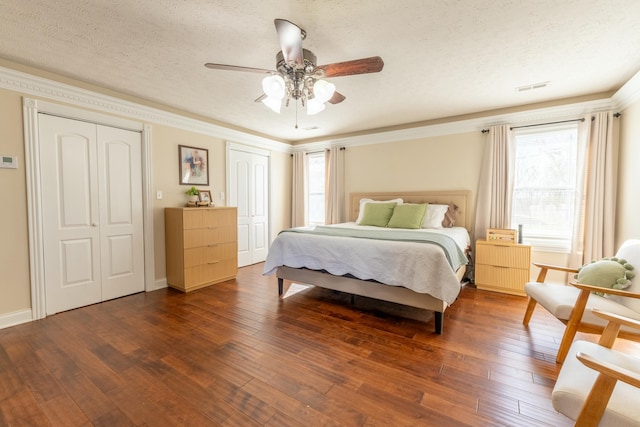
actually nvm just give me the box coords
[262,74,285,99]
[306,97,326,115]
[262,96,282,113]
[206,19,383,120]
[313,79,336,104]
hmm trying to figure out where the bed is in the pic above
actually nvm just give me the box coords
[263,190,472,334]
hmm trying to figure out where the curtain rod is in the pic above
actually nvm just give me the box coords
[481,113,622,133]
[510,118,585,130]
[290,147,346,156]
[305,147,346,154]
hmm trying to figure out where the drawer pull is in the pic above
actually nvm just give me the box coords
[208,261,220,265]
[208,244,219,247]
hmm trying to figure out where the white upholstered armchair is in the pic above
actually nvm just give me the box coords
[522,239,640,363]
[552,309,640,426]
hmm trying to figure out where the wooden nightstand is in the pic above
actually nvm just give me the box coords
[475,239,531,296]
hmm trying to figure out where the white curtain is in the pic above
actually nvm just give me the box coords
[325,147,345,224]
[474,125,515,243]
[568,119,590,267]
[581,111,619,261]
[291,151,307,227]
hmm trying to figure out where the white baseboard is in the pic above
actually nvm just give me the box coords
[0,282,169,330]
[150,278,168,291]
[0,309,33,330]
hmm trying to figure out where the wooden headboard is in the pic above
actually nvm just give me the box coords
[349,190,471,230]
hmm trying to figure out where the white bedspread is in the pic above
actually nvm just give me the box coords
[263,223,469,305]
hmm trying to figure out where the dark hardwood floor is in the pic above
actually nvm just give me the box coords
[2,263,639,426]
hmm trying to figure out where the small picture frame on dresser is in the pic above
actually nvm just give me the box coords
[197,190,212,206]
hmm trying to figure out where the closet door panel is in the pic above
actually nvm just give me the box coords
[39,115,101,314]
[97,125,144,300]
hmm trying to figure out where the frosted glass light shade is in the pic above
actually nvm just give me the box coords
[262,75,285,99]
[262,96,282,113]
[313,79,336,103]
[306,98,325,115]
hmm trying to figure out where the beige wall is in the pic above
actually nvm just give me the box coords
[149,123,228,282]
[617,98,640,246]
[345,132,485,235]
[0,88,31,315]
[268,151,292,240]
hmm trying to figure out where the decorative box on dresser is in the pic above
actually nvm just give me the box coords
[165,207,238,292]
[475,239,531,296]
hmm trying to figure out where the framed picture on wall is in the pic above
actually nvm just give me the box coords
[179,145,209,186]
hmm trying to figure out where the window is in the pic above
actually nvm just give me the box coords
[511,124,581,252]
[307,152,325,225]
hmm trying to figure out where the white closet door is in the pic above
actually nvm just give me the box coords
[39,115,143,314]
[40,115,102,314]
[228,147,269,267]
[250,153,269,264]
[97,125,144,300]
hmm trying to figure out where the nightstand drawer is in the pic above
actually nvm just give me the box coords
[475,265,529,295]
[476,243,530,268]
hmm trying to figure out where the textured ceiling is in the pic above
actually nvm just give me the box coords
[1,0,640,143]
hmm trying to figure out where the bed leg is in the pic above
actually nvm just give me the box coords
[278,278,283,296]
[434,312,443,334]
[350,294,355,305]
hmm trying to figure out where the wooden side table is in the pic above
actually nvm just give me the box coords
[475,239,531,296]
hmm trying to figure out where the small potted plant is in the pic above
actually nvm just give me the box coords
[185,186,199,204]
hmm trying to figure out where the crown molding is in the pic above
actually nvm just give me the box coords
[612,68,640,110]
[0,65,291,153]
[295,96,619,151]
[3,64,638,154]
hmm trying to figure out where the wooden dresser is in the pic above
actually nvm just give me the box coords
[165,207,238,292]
[475,239,531,296]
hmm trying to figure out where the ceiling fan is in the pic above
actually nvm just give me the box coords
[204,18,384,116]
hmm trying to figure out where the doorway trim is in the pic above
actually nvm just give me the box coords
[23,97,154,320]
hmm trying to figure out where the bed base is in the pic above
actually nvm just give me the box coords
[276,265,465,334]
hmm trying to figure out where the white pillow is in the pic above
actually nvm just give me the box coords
[356,198,403,224]
[421,204,449,229]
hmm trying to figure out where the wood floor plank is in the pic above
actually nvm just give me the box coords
[2,262,635,426]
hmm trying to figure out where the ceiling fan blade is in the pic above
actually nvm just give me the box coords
[204,63,274,74]
[318,56,384,78]
[274,18,305,67]
[328,91,346,104]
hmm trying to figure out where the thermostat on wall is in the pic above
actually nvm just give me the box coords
[0,155,17,169]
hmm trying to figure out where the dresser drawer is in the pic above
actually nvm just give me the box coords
[184,226,237,248]
[184,258,238,288]
[184,241,238,268]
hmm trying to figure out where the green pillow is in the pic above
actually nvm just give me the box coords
[387,203,428,229]
[575,257,635,296]
[359,202,398,227]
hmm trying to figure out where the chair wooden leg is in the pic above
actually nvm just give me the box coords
[574,373,617,427]
[556,289,590,364]
[522,297,537,326]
